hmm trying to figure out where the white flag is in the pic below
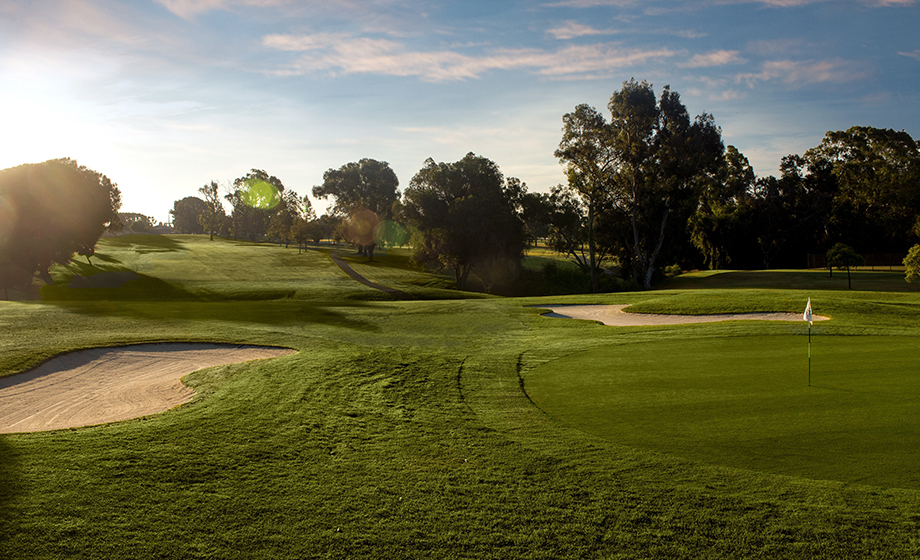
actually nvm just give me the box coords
[803,297,813,325]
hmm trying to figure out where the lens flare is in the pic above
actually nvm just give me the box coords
[241,179,281,210]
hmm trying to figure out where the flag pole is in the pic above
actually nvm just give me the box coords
[804,297,813,387]
[808,323,811,387]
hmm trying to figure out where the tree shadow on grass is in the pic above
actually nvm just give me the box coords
[36,296,381,333]
[102,235,186,252]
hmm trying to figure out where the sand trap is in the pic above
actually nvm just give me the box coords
[0,343,295,434]
[535,304,829,327]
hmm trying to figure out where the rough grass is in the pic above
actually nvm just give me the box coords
[1,236,919,558]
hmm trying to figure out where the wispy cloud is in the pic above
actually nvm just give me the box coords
[736,59,870,87]
[154,0,286,19]
[547,21,619,40]
[542,0,640,7]
[264,33,678,81]
[680,50,746,68]
[899,50,920,61]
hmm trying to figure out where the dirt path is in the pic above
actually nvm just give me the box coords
[534,304,829,326]
[0,343,294,434]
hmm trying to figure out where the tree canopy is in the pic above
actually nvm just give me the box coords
[170,196,207,234]
[399,153,527,290]
[312,158,400,259]
[0,158,121,293]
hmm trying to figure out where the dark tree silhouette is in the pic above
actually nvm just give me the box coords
[399,153,526,290]
[0,158,121,296]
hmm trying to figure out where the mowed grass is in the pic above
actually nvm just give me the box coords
[2,235,920,558]
[525,334,920,489]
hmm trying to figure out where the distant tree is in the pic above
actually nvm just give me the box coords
[689,146,756,269]
[198,181,226,241]
[0,158,121,295]
[312,158,399,260]
[226,169,285,241]
[609,80,724,288]
[904,244,920,283]
[118,212,157,234]
[806,126,920,253]
[267,189,305,247]
[554,104,616,292]
[556,80,724,289]
[170,197,207,234]
[826,242,864,289]
[399,153,527,290]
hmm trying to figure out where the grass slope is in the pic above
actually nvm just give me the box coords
[1,236,919,558]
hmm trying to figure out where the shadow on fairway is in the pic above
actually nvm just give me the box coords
[659,270,920,293]
[35,299,382,333]
[102,235,187,253]
[0,437,18,526]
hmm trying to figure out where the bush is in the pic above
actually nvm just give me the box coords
[905,244,920,283]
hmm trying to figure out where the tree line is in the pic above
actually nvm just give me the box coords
[3,78,918,297]
[174,79,916,292]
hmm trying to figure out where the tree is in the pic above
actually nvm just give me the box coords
[170,197,207,234]
[608,80,724,288]
[0,158,121,295]
[805,126,920,253]
[312,158,399,260]
[399,153,526,291]
[554,104,617,292]
[826,242,864,289]
[226,169,285,241]
[198,181,226,241]
[689,146,756,269]
[904,244,920,283]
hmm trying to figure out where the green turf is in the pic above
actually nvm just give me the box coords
[525,334,920,489]
[2,235,920,558]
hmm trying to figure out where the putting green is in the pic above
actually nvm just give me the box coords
[525,335,920,489]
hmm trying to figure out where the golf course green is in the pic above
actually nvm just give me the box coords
[1,235,919,558]
[525,334,920,489]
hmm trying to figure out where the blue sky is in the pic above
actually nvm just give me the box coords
[1,0,917,222]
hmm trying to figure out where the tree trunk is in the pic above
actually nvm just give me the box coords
[587,202,598,293]
[643,204,671,290]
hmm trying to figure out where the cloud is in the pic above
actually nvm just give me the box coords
[680,50,746,68]
[154,0,286,19]
[547,21,619,39]
[542,0,640,7]
[899,50,920,61]
[264,34,678,81]
[736,59,870,87]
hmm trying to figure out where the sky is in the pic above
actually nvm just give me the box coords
[0,0,918,223]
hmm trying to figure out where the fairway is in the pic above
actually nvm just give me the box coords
[3,235,920,559]
[526,334,920,489]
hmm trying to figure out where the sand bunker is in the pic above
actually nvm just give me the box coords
[0,343,294,434]
[536,304,829,327]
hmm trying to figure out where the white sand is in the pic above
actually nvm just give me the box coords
[0,343,295,434]
[535,304,829,327]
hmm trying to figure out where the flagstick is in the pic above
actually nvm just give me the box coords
[807,323,811,387]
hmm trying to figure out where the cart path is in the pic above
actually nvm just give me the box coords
[328,251,414,300]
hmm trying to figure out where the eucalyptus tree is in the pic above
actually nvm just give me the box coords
[198,181,226,241]
[554,104,617,292]
[312,158,399,259]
